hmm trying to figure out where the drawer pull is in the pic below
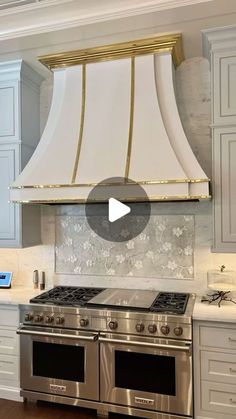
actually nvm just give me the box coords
[230,368,236,374]
[229,337,236,343]
[230,398,236,404]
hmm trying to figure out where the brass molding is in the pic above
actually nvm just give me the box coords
[125,57,135,179]
[10,178,210,189]
[38,33,184,70]
[71,64,86,183]
[11,195,211,204]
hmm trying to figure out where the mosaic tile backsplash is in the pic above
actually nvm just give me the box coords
[55,215,194,279]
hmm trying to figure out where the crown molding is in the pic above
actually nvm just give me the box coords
[202,24,236,60]
[0,0,213,41]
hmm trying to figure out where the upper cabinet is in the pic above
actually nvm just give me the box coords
[0,60,43,248]
[203,26,236,252]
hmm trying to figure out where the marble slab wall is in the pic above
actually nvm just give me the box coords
[55,214,194,279]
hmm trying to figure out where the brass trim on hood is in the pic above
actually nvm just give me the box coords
[71,64,86,183]
[10,178,210,189]
[11,195,211,204]
[125,57,135,179]
[38,34,184,70]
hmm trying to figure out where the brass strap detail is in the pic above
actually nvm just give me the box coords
[10,178,210,189]
[71,64,86,184]
[125,57,135,180]
[11,195,211,204]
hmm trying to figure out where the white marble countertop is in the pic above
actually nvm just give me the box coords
[0,285,44,306]
[193,296,236,323]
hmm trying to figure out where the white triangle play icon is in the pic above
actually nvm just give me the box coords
[108,198,131,223]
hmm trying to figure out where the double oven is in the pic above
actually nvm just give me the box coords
[18,321,192,418]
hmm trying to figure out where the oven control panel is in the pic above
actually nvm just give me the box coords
[106,317,191,340]
[22,309,107,331]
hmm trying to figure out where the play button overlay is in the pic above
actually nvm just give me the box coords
[109,198,131,222]
[85,177,151,242]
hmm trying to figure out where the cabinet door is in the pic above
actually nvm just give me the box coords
[213,127,236,251]
[213,50,236,125]
[0,148,16,240]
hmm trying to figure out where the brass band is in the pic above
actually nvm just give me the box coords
[11,195,211,204]
[71,64,86,183]
[38,34,184,70]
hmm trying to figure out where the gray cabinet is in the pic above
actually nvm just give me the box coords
[194,320,236,419]
[203,26,236,252]
[0,60,43,247]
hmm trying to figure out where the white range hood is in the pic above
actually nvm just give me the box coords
[10,34,210,203]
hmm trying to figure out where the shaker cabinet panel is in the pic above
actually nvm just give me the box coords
[213,51,236,125]
[0,82,19,142]
[213,127,236,250]
[0,148,16,240]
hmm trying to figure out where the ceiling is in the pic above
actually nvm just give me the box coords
[0,0,235,76]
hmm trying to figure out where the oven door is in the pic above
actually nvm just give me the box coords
[17,325,99,401]
[99,333,192,416]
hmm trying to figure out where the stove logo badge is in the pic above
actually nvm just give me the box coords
[50,384,66,392]
[135,397,154,406]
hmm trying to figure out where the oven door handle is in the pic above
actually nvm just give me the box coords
[16,327,98,341]
[99,336,192,353]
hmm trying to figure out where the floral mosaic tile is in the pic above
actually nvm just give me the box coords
[55,215,194,279]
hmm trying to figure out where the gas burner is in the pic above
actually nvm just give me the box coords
[30,286,105,307]
[150,292,189,315]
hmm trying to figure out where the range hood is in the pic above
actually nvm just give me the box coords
[10,34,210,203]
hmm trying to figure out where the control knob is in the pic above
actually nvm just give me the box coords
[161,325,170,335]
[55,316,64,325]
[24,313,33,322]
[174,326,183,337]
[80,318,89,327]
[136,323,145,333]
[148,324,157,334]
[45,315,54,324]
[108,321,118,330]
[34,315,43,323]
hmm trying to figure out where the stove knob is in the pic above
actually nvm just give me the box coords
[80,318,89,327]
[148,324,157,334]
[24,313,33,322]
[55,316,64,325]
[136,323,145,333]
[161,325,170,335]
[34,315,43,323]
[45,315,54,324]
[174,326,183,337]
[108,321,118,330]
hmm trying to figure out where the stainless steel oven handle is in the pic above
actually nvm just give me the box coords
[99,336,192,353]
[16,328,98,341]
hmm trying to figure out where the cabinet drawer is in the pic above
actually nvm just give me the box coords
[201,351,236,385]
[199,325,236,350]
[202,380,236,416]
[0,308,18,327]
[0,329,18,355]
[0,354,18,382]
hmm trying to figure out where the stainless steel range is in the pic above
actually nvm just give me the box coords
[17,287,195,419]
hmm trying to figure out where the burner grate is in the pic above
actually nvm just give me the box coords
[30,286,105,307]
[150,292,189,314]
